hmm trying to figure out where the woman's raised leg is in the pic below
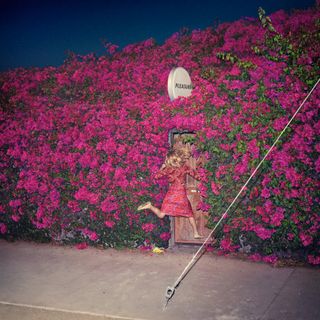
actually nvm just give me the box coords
[137,202,166,218]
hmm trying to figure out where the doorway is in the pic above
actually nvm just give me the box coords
[168,130,212,245]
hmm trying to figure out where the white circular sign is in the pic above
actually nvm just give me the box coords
[167,67,193,101]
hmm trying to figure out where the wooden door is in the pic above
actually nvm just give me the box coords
[170,132,212,244]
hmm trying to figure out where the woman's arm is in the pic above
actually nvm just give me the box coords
[185,162,201,181]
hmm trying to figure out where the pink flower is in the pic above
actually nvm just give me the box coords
[101,197,118,213]
[160,232,171,241]
[299,232,313,246]
[103,42,119,55]
[210,181,220,195]
[0,223,7,234]
[253,225,275,240]
[88,231,98,241]
[273,116,288,131]
[261,188,270,199]
[11,215,20,222]
[21,174,39,193]
[263,254,278,265]
[105,220,115,228]
[74,187,99,205]
[270,207,285,226]
[242,124,253,134]
[76,242,88,250]
[285,167,301,187]
[287,233,295,241]
[89,211,97,220]
[67,200,81,213]
[79,152,99,169]
[142,223,156,233]
[220,237,238,252]
[39,183,49,195]
[262,176,271,187]
[315,157,320,173]
[247,139,260,159]
[116,145,126,156]
[9,199,22,208]
[139,244,152,251]
[229,65,241,76]
[307,255,320,265]
[198,184,208,198]
[49,189,60,209]
[234,155,249,175]
[215,165,228,179]
[197,201,211,211]
[82,228,99,241]
[263,200,273,213]
[249,253,262,262]
[205,244,214,252]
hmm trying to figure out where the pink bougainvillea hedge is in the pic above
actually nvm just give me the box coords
[0,5,319,264]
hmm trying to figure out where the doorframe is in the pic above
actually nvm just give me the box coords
[168,128,195,146]
[168,128,195,248]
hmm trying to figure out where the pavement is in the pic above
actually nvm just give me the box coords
[0,240,319,320]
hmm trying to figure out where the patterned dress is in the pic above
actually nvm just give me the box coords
[155,163,200,217]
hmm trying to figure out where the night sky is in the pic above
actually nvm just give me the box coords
[0,0,316,71]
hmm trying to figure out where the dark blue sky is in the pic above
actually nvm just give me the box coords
[0,0,316,71]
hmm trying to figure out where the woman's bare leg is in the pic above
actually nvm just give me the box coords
[149,204,166,218]
[188,217,203,238]
[137,202,166,218]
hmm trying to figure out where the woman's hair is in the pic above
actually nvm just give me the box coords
[176,143,192,161]
[165,150,183,168]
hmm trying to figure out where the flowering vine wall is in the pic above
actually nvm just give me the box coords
[0,5,319,264]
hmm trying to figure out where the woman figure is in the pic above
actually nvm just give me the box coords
[137,147,203,239]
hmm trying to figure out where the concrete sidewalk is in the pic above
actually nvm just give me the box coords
[0,240,319,320]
